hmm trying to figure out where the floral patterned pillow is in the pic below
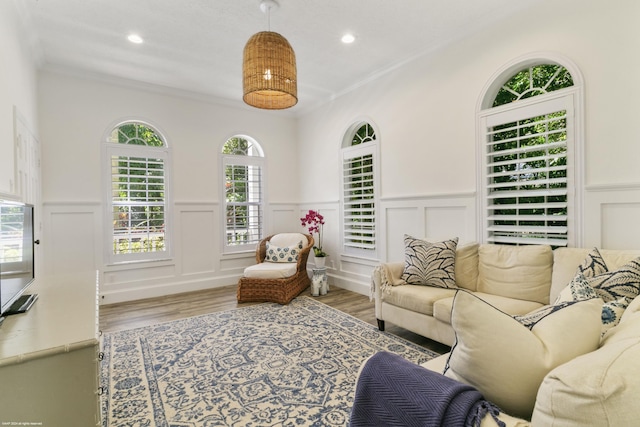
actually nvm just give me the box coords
[265,240,303,263]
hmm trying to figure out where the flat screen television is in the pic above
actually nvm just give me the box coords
[0,200,36,323]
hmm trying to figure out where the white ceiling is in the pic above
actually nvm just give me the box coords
[14,0,539,114]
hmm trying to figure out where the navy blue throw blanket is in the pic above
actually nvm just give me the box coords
[350,352,505,427]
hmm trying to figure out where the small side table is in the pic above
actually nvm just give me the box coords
[311,267,329,296]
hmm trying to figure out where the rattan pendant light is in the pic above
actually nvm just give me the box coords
[243,0,297,109]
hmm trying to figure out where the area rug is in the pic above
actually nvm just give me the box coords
[101,296,439,426]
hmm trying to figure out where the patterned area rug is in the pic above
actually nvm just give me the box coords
[101,296,439,426]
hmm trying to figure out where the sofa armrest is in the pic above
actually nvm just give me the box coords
[372,261,404,318]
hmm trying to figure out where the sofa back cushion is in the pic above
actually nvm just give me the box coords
[477,244,553,304]
[533,331,640,426]
[550,248,640,302]
[454,242,479,291]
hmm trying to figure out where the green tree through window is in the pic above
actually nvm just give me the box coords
[222,136,263,249]
[106,121,169,261]
[342,122,377,255]
[483,63,575,246]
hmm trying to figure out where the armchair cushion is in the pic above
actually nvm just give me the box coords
[269,232,308,248]
[243,262,297,279]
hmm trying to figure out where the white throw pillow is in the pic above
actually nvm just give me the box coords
[265,240,303,263]
[443,290,603,419]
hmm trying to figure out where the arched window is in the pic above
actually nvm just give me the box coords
[478,62,582,247]
[221,135,264,252]
[104,121,170,263]
[341,121,379,257]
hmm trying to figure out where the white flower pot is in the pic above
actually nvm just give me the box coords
[315,256,326,268]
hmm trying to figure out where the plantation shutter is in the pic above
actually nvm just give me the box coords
[483,96,572,246]
[223,155,263,247]
[111,146,167,257]
[342,144,376,252]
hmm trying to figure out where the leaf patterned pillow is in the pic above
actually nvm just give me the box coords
[400,235,458,288]
[265,240,303,263]
[576,247,608,278]
[586,259,640,303]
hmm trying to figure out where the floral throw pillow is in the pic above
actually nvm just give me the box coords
[602,297,632,335]
[518,273,598,330]
[265,240,303,263]
[400,235,458,288]
[553,272,598,305]
[561,248,640,334]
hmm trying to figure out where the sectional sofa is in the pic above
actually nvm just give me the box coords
[366,241,640,424]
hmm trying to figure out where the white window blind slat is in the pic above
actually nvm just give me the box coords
[342,136,376,254]
[485,104,569,246]
[488,188,567,199]
[488,235,568,246]
[487,177,567,190]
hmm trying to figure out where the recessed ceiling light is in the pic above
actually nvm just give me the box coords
[341,33,355,44]
[127,34,144,44]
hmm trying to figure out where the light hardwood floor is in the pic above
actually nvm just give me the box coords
[100,285,451,354]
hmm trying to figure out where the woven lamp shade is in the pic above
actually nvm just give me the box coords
[243,31,297,110]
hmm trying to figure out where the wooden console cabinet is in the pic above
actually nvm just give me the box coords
[0,271,101,426]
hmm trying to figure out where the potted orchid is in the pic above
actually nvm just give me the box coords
[300,209,327,266]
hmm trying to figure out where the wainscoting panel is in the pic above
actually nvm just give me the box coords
[268,204,300,234]
[43,203,100,276]
[601,203,640,249]
[384,206,421,262]
[381,194,476,262]
[583,185,640,250]
[178,208,217,276]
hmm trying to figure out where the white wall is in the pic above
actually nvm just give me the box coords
[297,0,640,294]
[0,1,39,198]
[37,71,301,303]
[9,0,640,302]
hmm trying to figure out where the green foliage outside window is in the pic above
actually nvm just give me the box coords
[110,122,167,255]
[493,64,574,107]
[489,64,573,245]
[223,136,262,246]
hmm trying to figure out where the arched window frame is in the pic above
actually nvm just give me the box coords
[340,120,380,258]
[476,54,585,247]
[102,120,172,264]
[220,135,265,254]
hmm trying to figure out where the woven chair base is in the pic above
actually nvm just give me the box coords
[237,233,314,305]
[237,274,311,305]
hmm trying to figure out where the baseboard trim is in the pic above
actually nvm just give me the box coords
[99,275,241,305]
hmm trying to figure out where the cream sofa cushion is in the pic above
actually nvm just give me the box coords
[382,285,456,316]
[532,336,640,426]
[477,244,553,305]
[455,242,479,291]
[444,290,603,420]
[533,295,640,426]
[433,292,543,325]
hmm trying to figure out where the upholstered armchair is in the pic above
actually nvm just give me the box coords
[237,233,314,304]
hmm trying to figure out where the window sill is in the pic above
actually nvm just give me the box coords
[104,258,175,271]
